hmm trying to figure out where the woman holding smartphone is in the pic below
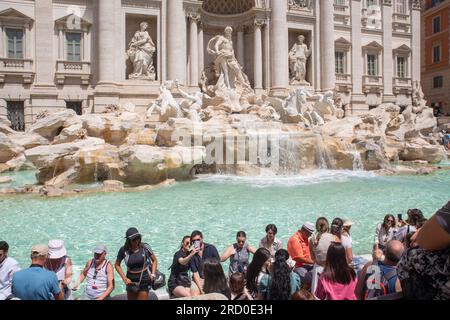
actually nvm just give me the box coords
[167,236,199,298]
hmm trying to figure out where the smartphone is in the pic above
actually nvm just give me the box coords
[194,240,201,251]
[397,214,403,221]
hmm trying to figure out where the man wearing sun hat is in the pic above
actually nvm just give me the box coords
[287,222,316,286]
[11,244,64,300]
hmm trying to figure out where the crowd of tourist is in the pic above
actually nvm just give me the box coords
[0,200,449,301]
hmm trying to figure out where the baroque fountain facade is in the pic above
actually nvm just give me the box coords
[0,0,448,195]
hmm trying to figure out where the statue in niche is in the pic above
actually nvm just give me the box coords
[289,35,311,85]
[127,22,156,81]
[207,26,251,90]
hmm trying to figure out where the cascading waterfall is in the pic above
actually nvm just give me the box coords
[93,161,98,183]
[343,142,364,171]
[278,133,302,175]
[315,133,335,170]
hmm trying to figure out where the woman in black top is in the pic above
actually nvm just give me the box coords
[168,236,199,298]
[115,227,158,300]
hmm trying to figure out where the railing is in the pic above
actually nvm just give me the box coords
[336,73,352,83]
[394,77,412,86]
[55,60,91,85]
[363,75,383,89]
[334,0,350,14]
[393,13,410,23]
[334,0,350,25]
[56,60,91,74]
[0,58,34,83]
[0,57,33,71]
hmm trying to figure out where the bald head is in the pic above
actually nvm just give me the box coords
[385,240,404,265]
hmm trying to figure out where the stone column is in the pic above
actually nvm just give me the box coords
[411,0,421,84]
[85,29,91,62]
[263,18,270,90]
[320,0,335,91]
[270,0,289,95]
[382,0,395,102]
[0,25,3,57]
[198,22,204,76]
[25,23,31,59]
[35,0,55,85]
[237,27,245,68]
[188,12,200,87]
[98,0,117,84]
[58,28,64,60]
[254,19,264,90]
[167,0,187,84]
[350,0,366,115]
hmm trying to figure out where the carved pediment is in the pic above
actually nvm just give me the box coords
[335,37,352,49]
[0,8,34,25]
[393,44,411,54]
[55,13,92,30]
[362,41,383,51]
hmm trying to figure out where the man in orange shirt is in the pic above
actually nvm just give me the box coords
[287,222,315,286]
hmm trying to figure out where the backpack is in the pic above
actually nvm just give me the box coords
[364,263,397,300]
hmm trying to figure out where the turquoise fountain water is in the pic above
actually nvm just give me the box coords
[1,169,449,297]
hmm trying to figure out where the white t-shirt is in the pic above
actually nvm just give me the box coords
[341,235,352,249]
[0,256,21,300]
[394,225,417,242]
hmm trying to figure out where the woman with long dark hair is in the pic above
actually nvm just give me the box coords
[246,248,271,299]
[115,227,158,300]
[203,258,231,299]
[260,249,300,300]
[315,242,357,300]
[167,236,198,298]
[331,218,353,264]
[374,214,397,250]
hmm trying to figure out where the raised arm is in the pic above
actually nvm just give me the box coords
[417,215,450,251]
[178,248,198,266]
[220,245,234,263]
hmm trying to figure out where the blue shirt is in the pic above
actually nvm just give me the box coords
[189,243,220,279]
[12,266,61,300]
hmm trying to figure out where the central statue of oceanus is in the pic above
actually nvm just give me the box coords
[207,26,251,90]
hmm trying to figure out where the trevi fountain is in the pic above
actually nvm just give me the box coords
[1,25,449,297]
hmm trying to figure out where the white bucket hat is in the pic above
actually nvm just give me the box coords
[48,239,67,259]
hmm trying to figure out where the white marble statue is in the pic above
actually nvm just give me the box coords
[127,22,156,81]
[285,88,324,127]
[146,80,183,121]
[176,82,204,122]
[207,26,251,90]
[311,91,338,121]
[412,80,427,113]
[289,35,311,85]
